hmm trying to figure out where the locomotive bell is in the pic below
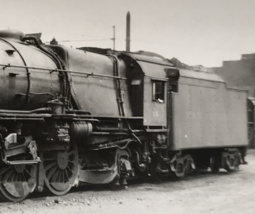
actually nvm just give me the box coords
[50,37,58,45]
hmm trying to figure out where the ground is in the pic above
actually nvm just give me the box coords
[1,152,255,214]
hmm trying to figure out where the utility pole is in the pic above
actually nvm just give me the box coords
[112,25,116,50]
[126,12,131,52]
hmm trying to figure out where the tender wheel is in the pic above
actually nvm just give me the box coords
[210,154,220,173]
[221,151,241,172]
[224,152,240,172]
[0,162,37,202]
[171,155,195,178]
[42,143,79,196]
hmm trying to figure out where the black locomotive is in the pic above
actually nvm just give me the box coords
[0,30,248,202]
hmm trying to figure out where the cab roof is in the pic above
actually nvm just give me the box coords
[123,52,174,79]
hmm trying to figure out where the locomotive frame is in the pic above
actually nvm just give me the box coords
[0,30,248,202]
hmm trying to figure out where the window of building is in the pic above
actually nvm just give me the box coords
[152,81,165,103]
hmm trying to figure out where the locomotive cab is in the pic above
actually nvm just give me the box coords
[121,52,175,127]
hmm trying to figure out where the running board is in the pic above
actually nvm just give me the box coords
[5,158,40,165]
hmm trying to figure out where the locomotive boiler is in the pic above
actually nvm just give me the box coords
[0,30,248,202]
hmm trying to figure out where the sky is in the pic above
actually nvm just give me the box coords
[1,0,255,67]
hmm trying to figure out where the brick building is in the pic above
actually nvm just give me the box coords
[212,53,255,96]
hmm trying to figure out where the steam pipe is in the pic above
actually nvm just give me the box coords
[66,110,91,115]
[0,107,52,114]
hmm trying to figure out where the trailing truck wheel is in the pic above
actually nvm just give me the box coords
[0,159,37,202]
[42,143,79,196]
[109,148,132,189]
[150,154,167,182]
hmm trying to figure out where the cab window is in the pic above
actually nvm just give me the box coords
[152,81,165,103]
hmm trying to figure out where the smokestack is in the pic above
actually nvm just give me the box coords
[126,11,131,52]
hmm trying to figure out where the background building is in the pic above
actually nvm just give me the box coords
[212,54,255,148]
[212,53,255,96]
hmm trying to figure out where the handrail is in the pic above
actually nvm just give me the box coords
[0,63,127,80]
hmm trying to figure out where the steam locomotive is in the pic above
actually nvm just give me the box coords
[0,30,248,202]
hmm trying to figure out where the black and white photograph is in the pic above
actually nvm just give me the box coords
[0,0,254,213]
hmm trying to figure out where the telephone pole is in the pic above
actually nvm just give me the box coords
[126,12,131,52]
